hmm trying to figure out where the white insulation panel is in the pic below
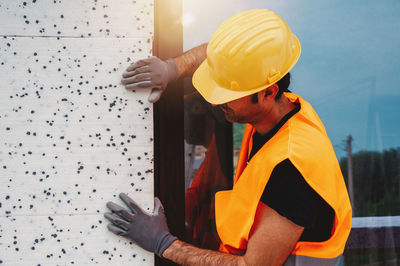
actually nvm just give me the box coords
[0,0,155,265]
[0,0,153,38]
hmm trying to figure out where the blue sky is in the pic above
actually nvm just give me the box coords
[183,0,400,159]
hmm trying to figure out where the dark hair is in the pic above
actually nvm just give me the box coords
[250,72,291,103]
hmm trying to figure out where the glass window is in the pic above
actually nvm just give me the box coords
[183,0,400,263]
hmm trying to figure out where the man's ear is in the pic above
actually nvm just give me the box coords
[260,84,279,101]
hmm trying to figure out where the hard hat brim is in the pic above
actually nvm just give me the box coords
[192,34,301,105]
[193,60,267,105]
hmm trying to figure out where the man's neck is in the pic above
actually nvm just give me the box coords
[252,96,296,135]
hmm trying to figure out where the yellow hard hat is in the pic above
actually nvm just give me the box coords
[192,9,301,105]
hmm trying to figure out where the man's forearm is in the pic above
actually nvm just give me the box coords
[162,240,246,266]
[173,43,207,78]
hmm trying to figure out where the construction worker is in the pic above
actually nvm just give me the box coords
[105,9,352,265]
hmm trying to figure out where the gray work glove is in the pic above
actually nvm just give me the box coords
[105,193,177,257]
[121,56,179,103]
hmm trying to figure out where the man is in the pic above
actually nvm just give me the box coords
[105,9,352,265]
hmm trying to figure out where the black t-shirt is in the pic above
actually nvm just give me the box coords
[248,103,334,242]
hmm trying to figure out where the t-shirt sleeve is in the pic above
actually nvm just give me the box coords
[260,159,327,228]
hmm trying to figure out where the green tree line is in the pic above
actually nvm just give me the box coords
[340,147,400,217]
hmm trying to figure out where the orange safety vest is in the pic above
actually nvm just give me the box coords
[215,93,352,263]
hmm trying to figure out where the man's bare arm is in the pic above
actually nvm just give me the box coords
[163,240,246,266]
[105,194,303,265]
[173,43,207,77]
[162,202,304,265]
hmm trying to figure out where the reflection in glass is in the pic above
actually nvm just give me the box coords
[184,82,233,250]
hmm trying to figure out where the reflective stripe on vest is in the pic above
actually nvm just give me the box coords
[215,92,352,259]
[284,254,343,266]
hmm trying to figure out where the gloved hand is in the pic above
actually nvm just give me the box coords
[104,193,177,257]
[121,56,179,103]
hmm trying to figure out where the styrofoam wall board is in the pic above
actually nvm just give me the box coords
[0,0,153,38]
[0,0,155,265]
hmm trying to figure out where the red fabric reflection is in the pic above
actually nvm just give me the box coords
[185,134,231,250]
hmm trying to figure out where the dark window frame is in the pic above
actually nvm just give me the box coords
[153,0,184,265]
[153,1,233,264]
